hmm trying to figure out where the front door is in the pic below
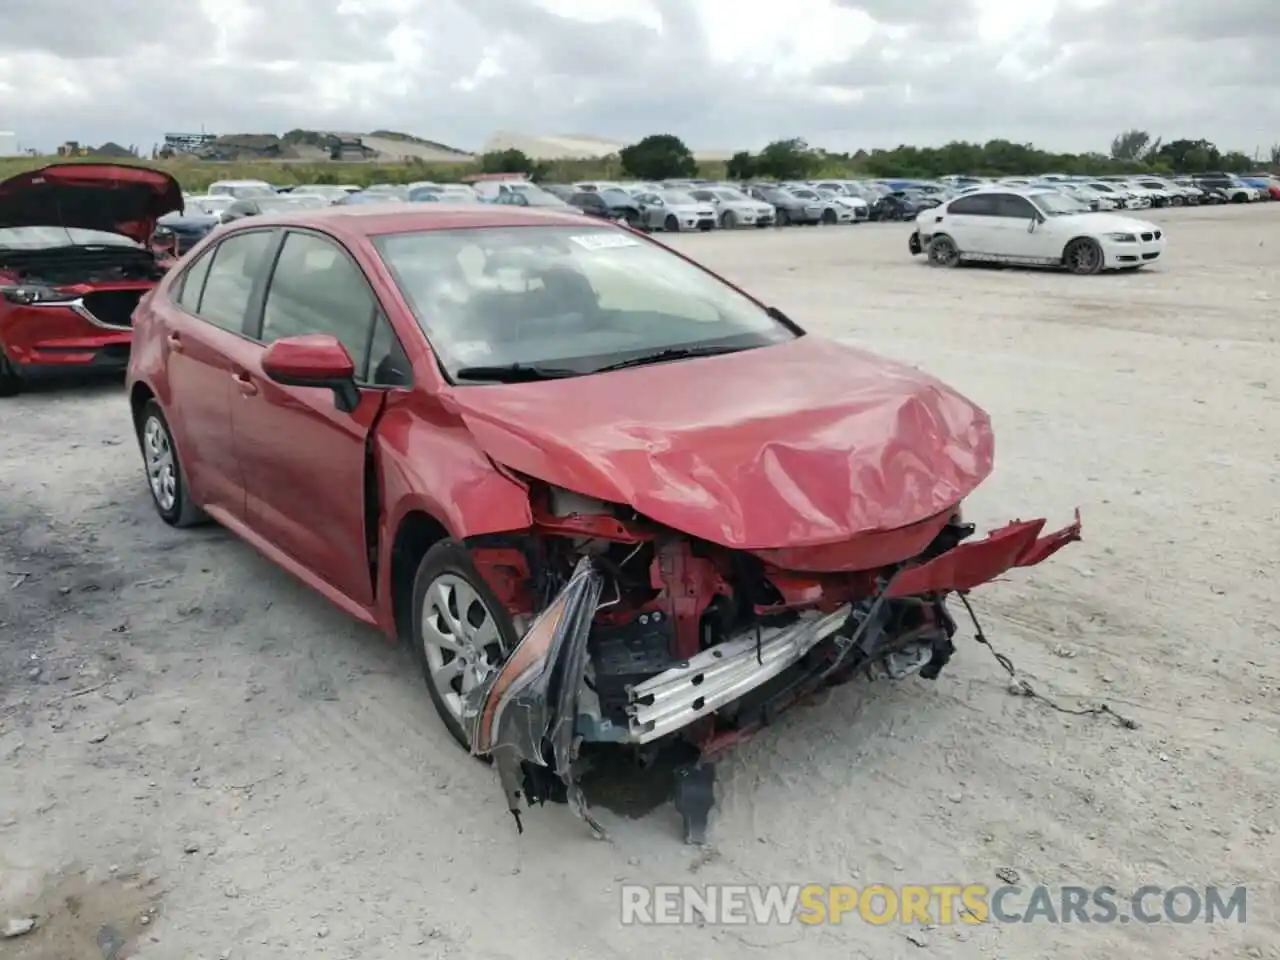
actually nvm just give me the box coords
[230,229,411,607]
[160,228,276,518]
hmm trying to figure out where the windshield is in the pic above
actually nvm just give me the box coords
[291,185,348,201]
[1030,192,1090,216]
[712,189,747,202]
[788,188,819,199]
[287,195,331,209]
[227,184,276,199]
[0,226,142,249]
[515,187,568,207]
[660,191,697,205]
[373,225,795,381]
[1086,183,1116,193]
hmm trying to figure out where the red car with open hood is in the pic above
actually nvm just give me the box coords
[125,202,1080,842]
[0,162,182,396]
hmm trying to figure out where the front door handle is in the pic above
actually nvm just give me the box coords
[232,372,258,397]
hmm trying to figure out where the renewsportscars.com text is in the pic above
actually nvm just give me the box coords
[620,883,1248,926]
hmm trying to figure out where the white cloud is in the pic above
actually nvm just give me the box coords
[0,0,1274,155]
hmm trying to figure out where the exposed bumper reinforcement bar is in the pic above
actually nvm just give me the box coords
[624,605,853,744]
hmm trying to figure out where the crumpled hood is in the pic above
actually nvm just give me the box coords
[448,336,994,550]
[0,163,183,244]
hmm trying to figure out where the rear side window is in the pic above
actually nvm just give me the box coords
[948,194,996,215]
[176,249,214,313]
[197,230,274,333]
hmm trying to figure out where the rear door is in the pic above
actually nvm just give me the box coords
[161,228,276,517]
[230,228,412,607]
[938,193,996,253]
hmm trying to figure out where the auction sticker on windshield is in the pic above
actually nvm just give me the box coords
[569,233,638,250]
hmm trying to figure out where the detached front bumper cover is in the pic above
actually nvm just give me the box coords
[466,557,604,834]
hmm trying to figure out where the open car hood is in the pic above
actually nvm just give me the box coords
[0,163,183,245]
[449,336,995,551]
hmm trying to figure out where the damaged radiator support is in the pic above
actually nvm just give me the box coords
[624,606,853,743]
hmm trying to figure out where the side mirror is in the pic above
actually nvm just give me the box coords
[261,334,360,412]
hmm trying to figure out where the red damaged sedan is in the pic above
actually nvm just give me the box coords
[0,162,182,396]
[126,202,1080,842]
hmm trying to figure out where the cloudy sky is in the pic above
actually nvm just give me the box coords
[1,0,1274,156]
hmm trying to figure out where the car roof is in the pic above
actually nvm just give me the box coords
[215,201,595,238]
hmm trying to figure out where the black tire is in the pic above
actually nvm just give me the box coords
[136,400,207,527]
[908,232,922,256]
[623,209,641,229]
[821,208,838,225]
[1232,192,1246,204]
[1063,237,1104,276]
[1171,195,1184,207]
[410,540,520,751]
[664,214,679,233]
[0,349,22,397]
[720,209,737,229]
[776,208,791,227]
[927,234,960,267]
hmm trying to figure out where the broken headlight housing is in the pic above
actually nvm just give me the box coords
[1,285,78,306]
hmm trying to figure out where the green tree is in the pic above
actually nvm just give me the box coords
[619,134,697,181]
[1154,139,1222,173]
[1110,129,1150,161]
[480,148,536,175]
[1220,151,1254,172]
[725,151,756,180]
[754,138,819,180]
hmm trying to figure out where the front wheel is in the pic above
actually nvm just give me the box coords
[411,541,520,751]
[927,235,960,267]
[664,214,679,232]
[0,350,22,397]
[137,400,207,527]
[821,208,838,225]
[720,210,737,229]
[623,209,641,229]
[1063,237,1104,275]
[776,208,791,227]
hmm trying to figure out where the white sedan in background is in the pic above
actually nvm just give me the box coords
[910,187,1166,274]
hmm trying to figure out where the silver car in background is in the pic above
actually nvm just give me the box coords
[633,190,718,232]
[688,186,776,228]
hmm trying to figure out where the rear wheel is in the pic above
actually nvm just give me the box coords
[0,350,22,397]
[623,209,641,229]
[137,400,207,527]
[411,541,519,751]
[776,208,791,227]
[1063,237,1104,275]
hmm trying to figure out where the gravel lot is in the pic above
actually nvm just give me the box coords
[2,204,1277,960]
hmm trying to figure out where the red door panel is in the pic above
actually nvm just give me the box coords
[161,313,245,518]
[230,345,379,607]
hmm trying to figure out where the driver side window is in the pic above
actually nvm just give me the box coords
[258,230,410,386]
[992,194,1038,219]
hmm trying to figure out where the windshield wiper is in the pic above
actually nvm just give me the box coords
[454,363,580,383]
[592,344,747,374]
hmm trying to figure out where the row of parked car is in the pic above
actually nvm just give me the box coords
[157,168,1280,255]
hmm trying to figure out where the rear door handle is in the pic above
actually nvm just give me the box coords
[232,371,258,397]
[166,332,184,352]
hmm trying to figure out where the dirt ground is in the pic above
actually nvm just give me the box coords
[2,204,1277,960]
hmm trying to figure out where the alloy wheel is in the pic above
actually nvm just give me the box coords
[420,573,506,722]
[143,416,177,512]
